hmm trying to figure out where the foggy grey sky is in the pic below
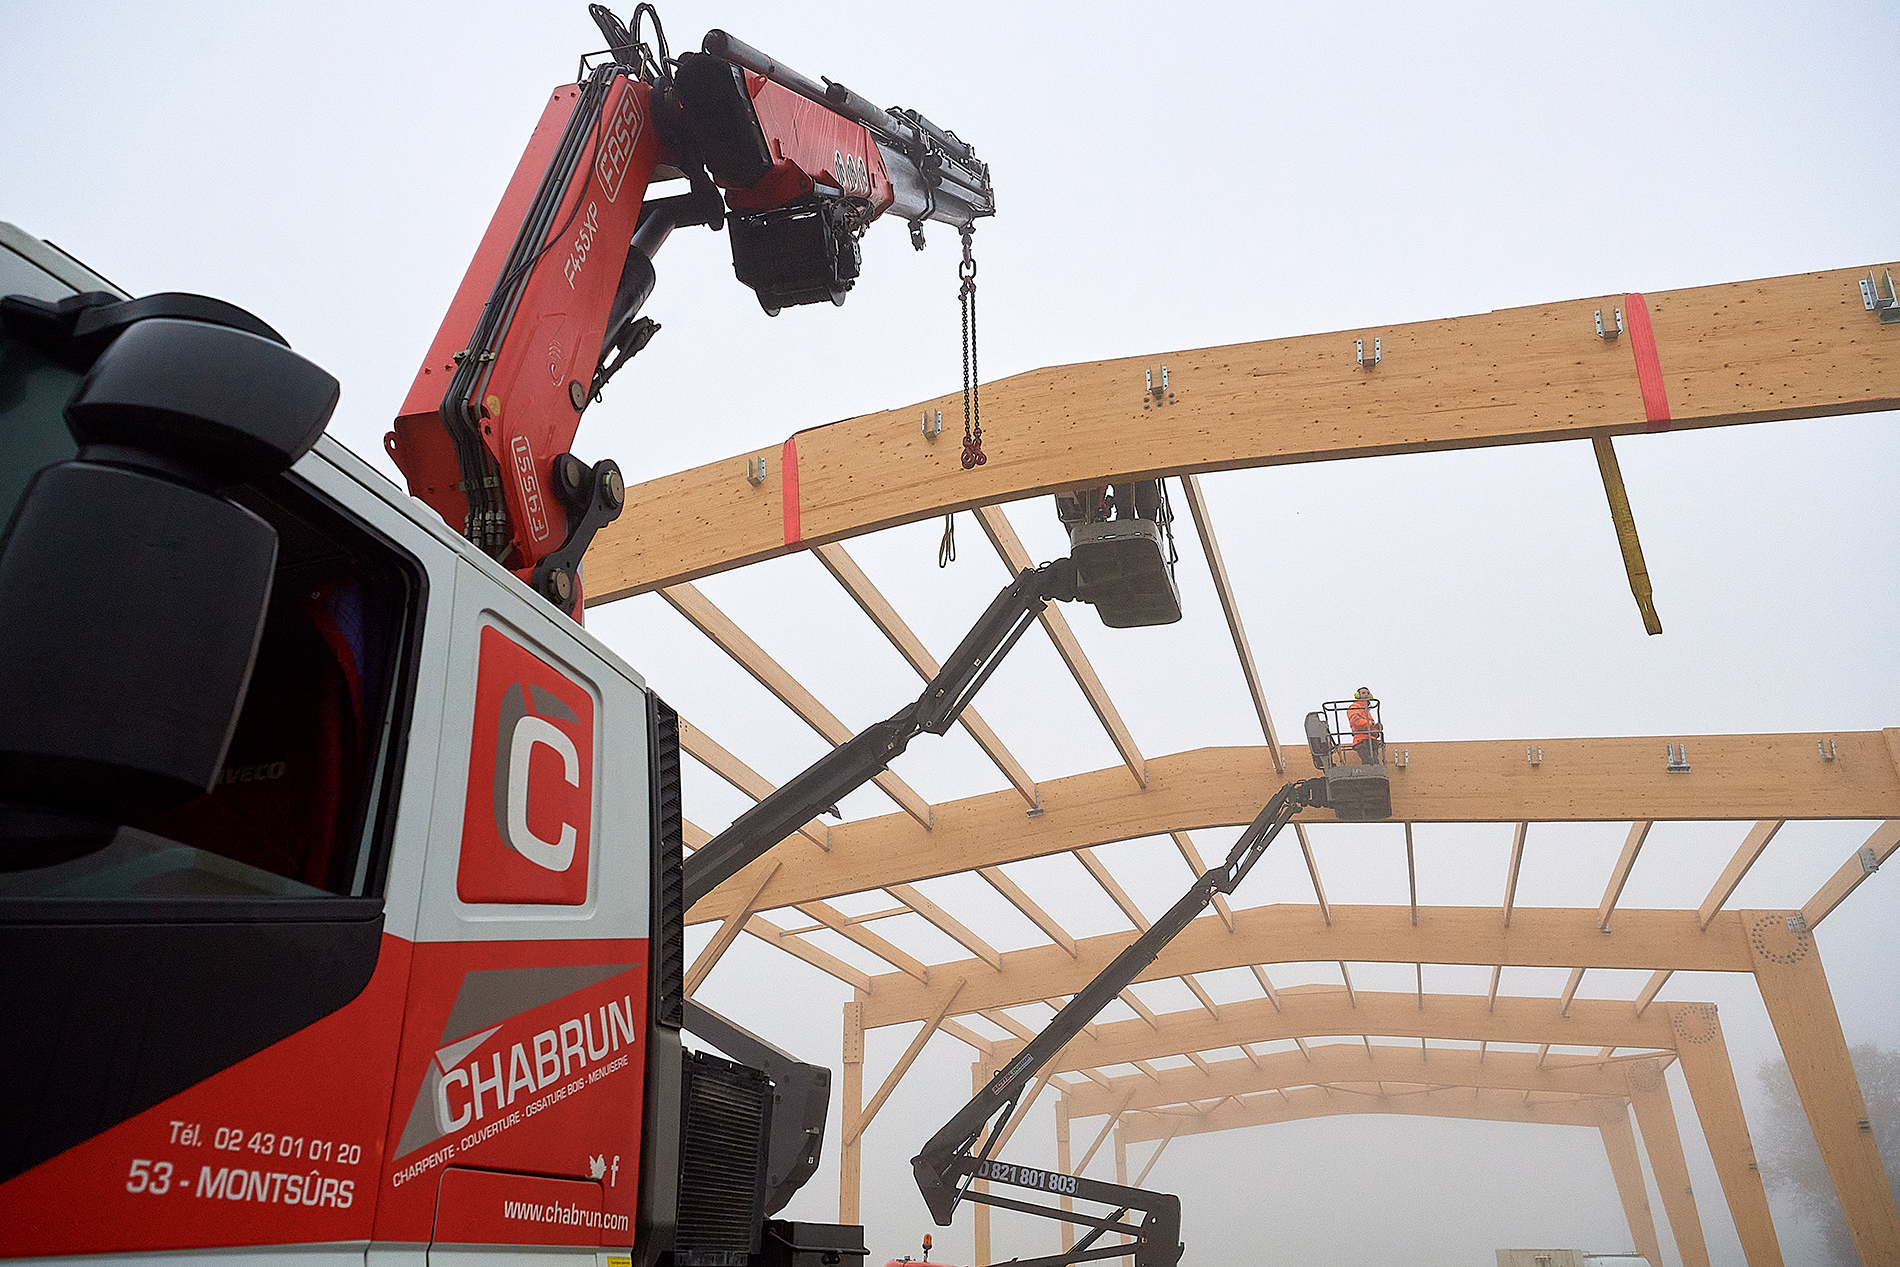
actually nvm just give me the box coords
[6,2,1897,1263]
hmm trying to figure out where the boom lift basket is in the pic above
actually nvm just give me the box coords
[1304,699,1392,821]
[1055,481,1181,628]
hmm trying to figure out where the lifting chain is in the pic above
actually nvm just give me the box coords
[958,226,984,471]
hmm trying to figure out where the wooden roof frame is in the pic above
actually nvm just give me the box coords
[597,261,1900,1264]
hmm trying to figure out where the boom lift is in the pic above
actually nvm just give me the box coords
[902,778,1337,1267]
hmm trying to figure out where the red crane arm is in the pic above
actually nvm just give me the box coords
[385,8,993,619]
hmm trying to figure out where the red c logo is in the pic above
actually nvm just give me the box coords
[457,627,595,905]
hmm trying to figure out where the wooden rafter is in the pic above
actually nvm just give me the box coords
[688,733,1900,924]
[588,265,1900,600]
[1802,819,1900,928]
[978,864,1078,956]
[972,503,1146,785]
[854,905,1755,1027]
[678,717,829,850]
[1597,820,1653,930]
[1171,832,1235,930]
[1295,824,1330,924]
[982,991,1680,1075]
[660,582,933,828]
[1503,822,1529,927]
[1633,969,1673,1018]
[1178,473,1283,772]
[810,539,1037,805]
[1696,819,1784,927]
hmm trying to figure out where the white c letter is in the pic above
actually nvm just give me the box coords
[506,715,580,871]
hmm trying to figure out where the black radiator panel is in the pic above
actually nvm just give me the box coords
[676,1050,772,1267]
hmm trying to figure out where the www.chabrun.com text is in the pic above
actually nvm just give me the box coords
[502,1199,629,1232]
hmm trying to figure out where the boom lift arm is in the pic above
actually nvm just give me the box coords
[907,777,1331,1267]
[683,558,1077,907]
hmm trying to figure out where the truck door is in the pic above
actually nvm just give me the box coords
[372,555,652,1259]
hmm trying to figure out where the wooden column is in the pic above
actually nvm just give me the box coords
[839,999,864,1225]
[1055,1094,1075,1252]
[1666,1002,1784,1266]
[1599,1105,1665,1267]
[974,1062,991,1267]
[1115,1125,1132,1267]
[1745,910,1900,1262]
[1626,1059,1714,1267]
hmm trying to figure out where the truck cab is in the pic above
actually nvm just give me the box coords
[0,222,757,1267]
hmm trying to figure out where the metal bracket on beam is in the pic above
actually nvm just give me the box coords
[1665,743,1691,773]
[1355,338,1381,370]
[1141,365,1175,410]
[746,454,769,486]
[1526,746,1543,767]
[1860,269,1900,324]
[1787,912,1808,933]
[1819,738,1837,762]
[922,409,943,441]
[1860,845,1882,877]
[1595,307,1624,341]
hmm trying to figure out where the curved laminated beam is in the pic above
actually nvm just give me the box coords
[688,733,1900,926]
[983,990,1679,1073]
[585,265,1900,599]
[1066,1041,1660,1118]
[1118,1083,1626,1143]
[855,907,1751,1029]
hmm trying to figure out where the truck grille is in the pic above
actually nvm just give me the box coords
[676,1051,772,1266]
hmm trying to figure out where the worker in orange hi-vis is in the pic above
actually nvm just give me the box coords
[1347,687,1384,766]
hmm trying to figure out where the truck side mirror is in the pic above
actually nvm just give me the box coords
[0,312,337,865]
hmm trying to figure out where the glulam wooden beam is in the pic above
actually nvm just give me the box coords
[983,990,1678,1073]
[1178,473,1283,772]
[688,734,1900,924]
[855,906,1752,1027]
[1119,1084,1624,1142]
[660,582,933,828]
[1068,1042,1645,1116]
[1598,820,1653,930]
[973,504,1146,786]
[1801,818,1900,929]
[810,540,1038,805]
[586,264,1900,599]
